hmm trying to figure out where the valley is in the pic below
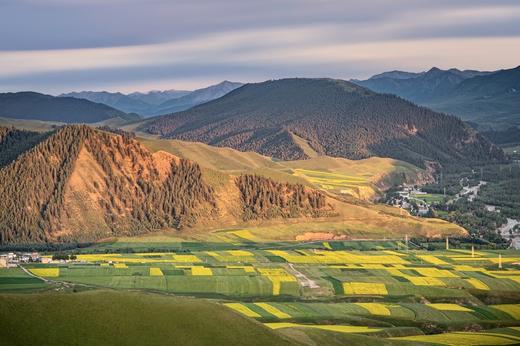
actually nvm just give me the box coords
[0,72,517,346]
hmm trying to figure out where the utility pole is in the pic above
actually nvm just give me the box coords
[499,254,503,269]
[405,234,409,251]
[471,245,475,258]
[446,236,449,250]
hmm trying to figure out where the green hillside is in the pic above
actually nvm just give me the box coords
[0,291,294,346]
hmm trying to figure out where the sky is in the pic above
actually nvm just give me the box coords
[1,0,519,94]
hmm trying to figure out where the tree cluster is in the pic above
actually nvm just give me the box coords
[236,174,332,220]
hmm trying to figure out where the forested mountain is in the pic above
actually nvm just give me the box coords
[61,81,242,117]
[61,91,153,115]
[127,90,191,106]
[355,67,490,103]
[61,89,191,116]
[0,92,138,123]
[355,66,520,129]
[0,125,332,244]
[151,81,243,115]
[146,78,505,170]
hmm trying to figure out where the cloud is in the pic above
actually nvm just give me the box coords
[0,0,519,92]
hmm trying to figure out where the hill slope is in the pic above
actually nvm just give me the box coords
[0,126,333,244]
[0,92,139,123]
[0,291,294,346]
[355,66,520,129]
[0,125,465,244]
[146,78,504,169]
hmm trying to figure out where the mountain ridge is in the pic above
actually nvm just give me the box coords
[61,81,243,117]
[0,92,138,124]
[146,78,505,170]
[355,66,519,129]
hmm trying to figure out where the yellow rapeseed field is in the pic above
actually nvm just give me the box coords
[254,303,291,319]
[492,305,520,320]
[354,303,391,316]
[226,265,256,273]
[29,268,59,277]
[149,267,164,276]
[228,230,260,242]
[417,255,449,265]
[413,268,458,278]
[267,250,408,265]
[264,323,382,334]
[172,254,201,263]
[224,303,261,318]
[392,330,520,345]
[427,304,473,312]
[405,276,445,286]
[227,250,254,257]
[113,263,128,268]
[191,266,213,276]
[466,278,490,290]
[258,268,297,295]
[342,282,388,295]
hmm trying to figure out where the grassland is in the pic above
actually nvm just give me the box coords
[138,136,425,200]
[0,290,294,346]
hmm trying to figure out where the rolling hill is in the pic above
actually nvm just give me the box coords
[0,291,294,346]
[355,66,520,129]
[0,125,465,244]
[146,78,505,169]
[0,92,138,123]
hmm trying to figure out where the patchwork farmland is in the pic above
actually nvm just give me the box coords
[2,242,520,345]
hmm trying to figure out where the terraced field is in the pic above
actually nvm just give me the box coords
[292,168,372,198]
[2,246,520,345]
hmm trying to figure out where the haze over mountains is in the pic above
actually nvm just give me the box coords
[355,66,520,130]
[146,78,505,170]
[62,81,243,117]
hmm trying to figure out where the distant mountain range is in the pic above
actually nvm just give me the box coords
[0,92,138,124]
[146,78,505,170]
[62,81,242,117]
[354,66,520,129]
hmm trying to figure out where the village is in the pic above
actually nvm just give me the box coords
[0,252,49,268]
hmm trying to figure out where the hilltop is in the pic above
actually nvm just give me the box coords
[146,78,505,169]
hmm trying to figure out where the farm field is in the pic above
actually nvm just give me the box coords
[2,244,520,345]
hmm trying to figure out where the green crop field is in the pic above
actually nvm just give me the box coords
[2,244,520,345]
